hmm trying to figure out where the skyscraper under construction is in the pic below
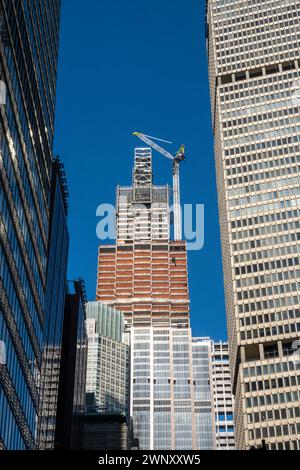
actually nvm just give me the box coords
[96,148,215,449]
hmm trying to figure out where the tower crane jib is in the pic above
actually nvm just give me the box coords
[133,132,185,241]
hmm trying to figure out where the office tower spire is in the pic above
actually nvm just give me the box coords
[206,0,300,450]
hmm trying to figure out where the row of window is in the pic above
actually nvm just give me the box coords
[230,186,300,211]
[230,197,300,219]
[224,133,298,157]
[233,230,299,254]
[246,389,300,408]
[239,308,300,326]
[225,148,299,171]
[222,94,298,121]
[248,405,300,427]
[224,115,299,140]
[220,72,298,102]
[235,244,300,266]
[237,282,300,301]
[227,158,299,189]
[238,296,300,315]
[224,125,299,149]
[243,359,298,378]
[248,422,300,442]
[223,105,298,129]
[245,374,300,394]
[232,220,300,242]
[235,256,299,276]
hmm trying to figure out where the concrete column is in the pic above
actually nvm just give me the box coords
[240,346,246,363]
[259,344,264,361]
[278,341,283,357]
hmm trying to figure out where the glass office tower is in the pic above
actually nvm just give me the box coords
[37,158,69,449]
[0,0,61,449]
[55,280,88,450]
[85,302,130,418]
[129,326,199,450]
[206,0,300,449]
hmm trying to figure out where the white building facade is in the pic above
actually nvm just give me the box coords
[207,0,300,449]
[212,341,235,449]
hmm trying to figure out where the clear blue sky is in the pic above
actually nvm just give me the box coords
[54,0,227,340]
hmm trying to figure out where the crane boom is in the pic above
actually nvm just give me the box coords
[133,131,185,241]
[133,132,174,161]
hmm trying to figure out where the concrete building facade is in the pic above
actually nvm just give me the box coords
[206,0,300,449]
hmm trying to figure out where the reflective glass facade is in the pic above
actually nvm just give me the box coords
[37,159,69,449]
[86,302,130,417]
[207,0,300,449]
[131,327,198,450]
[86,302,125,342]
[0,0,61,449]
[130,329,221,450]
[192,338,216,450]
[55,281,88,450]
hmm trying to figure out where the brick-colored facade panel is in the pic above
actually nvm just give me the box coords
[96,241,189,326]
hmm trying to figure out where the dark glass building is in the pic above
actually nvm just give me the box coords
[55,280,88,450]
[0,0,62,449]
[37,158,69,449]
[80,414,130,450]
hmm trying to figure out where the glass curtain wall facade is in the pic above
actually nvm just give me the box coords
[192,338,216,450]
[206,0,300,449]
[131,326,198,450]
[0,0,61,449]
[37,158,69,449]
[55,280,88,450]
[85,302,130,417]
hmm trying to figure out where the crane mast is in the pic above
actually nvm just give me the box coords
[133,132,185,241]
[172,159,181,241]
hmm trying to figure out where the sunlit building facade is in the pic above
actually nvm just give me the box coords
[192,338,216,450]
[212,341,235,449]
[206,0,300,449]
[130,326,200,450]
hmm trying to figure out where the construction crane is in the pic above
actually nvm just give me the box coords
[133,131,185,241]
